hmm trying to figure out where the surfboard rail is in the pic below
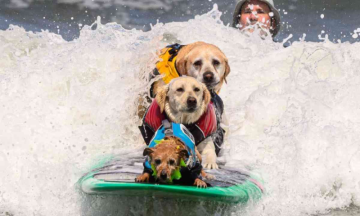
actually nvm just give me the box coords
[79,158,264,204]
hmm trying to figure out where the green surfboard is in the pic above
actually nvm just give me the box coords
[80,156,263,204]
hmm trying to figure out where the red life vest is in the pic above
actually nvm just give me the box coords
[141,100,218,146]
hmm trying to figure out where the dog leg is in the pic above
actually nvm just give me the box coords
[197,137,218,169]
[135,173,150,183]
[201,170,215,180]
[194,178,207,188]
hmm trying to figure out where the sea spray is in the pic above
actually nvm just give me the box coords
[1,6,360,216]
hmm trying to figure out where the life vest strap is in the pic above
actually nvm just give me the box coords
[167,43,183,61]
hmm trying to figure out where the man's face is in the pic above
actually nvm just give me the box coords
[238,0,273,34]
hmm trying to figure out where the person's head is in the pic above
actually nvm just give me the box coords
[232,0,280,38]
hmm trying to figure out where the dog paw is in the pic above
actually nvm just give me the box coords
[135,173,149,183]
[201,170,216,180]
[204,173,215,180]
[203,162,219,169]
[202,149,218,169]
[194,179,207,188]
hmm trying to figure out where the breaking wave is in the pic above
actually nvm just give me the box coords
[1,6,360,216]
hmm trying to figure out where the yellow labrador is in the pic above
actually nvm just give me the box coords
[152,41,230,96]
[155,76,219,169]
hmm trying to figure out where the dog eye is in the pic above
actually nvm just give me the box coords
[169,159,175,165]
[176,88,184,92]
[194,87,200,92]
[154,159,161,165]
[194,60,202,67]
[213,60,220,66]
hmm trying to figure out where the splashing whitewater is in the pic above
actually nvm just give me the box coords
[0,6,360,216]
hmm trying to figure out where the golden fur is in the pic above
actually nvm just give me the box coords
[152,41,230,96]
[154,77,220,169]
[138,42,230,120]
[155,76,211,125]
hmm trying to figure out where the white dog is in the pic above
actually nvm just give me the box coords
[154,77,220,169]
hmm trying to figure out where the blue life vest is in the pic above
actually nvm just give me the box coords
[144,120,198,170]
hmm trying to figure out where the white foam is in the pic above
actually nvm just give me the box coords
[8,0,185,10]
[1,6,360,216]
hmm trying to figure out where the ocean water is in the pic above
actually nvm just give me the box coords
[1,1,360,216]
[1,0,360,43]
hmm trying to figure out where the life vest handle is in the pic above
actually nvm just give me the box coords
[162,120,173,137]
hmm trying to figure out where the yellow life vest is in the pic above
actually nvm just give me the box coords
[154,44,184,84]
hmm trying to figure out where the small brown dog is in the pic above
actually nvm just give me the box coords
[135,137,208,188]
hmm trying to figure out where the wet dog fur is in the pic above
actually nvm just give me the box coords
[152,41,231,96]
[155,77,219,169]
[135,136,208,188]
[137,41,230,119]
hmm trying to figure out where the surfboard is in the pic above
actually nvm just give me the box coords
[79,156,264,204]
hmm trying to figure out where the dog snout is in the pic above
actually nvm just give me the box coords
[160,170,167,180]
[187,97,197,108]
[203,72,214,83]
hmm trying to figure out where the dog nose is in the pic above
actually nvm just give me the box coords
[160,170,167,180]
[187,97,197,108]
[203,72,214,83]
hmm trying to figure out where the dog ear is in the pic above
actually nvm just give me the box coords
[176,42,202,75]
[202,84,211,106]
[223,60,231,84]
[178,149,189,159]
[143,148,154,157]
[176,56,187,76]
[155,84,169,113]
[176,42,206,75]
